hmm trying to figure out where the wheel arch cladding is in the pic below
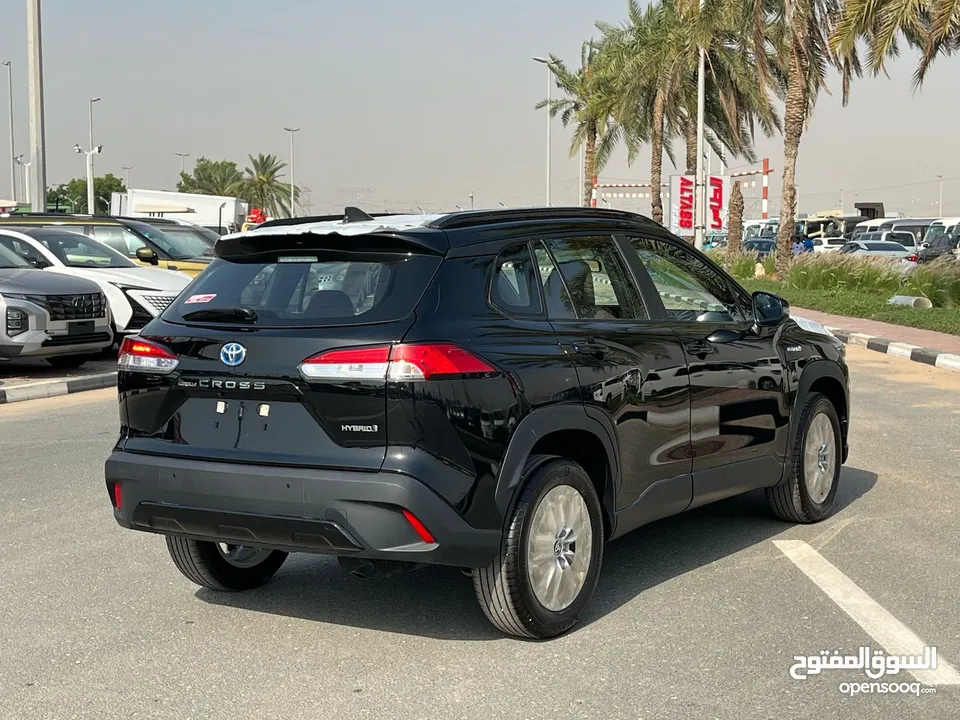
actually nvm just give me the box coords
[494,405,618,539]
[794,361,849,460]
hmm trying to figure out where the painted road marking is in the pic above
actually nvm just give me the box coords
[774,539,960,686]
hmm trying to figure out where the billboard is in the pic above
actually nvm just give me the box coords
[668,175,730,235]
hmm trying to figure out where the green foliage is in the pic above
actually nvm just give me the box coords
[176,157,243,196]
[786,253,902,295]
[236,153,300,219]
[46,174,126,214]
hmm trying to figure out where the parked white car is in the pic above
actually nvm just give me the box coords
[0,227,190,340]
[838,238,918,273]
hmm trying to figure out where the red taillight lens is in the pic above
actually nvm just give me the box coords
[906,254,918,262]
[112,482,122,510]
[298,343,495,382]
[118,336,179,374]
[402,509,436,544]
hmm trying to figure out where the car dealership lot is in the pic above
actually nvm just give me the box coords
[0,346,958,719]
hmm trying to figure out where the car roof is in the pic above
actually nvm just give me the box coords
[0,212,123,225]
[219,206,668,257]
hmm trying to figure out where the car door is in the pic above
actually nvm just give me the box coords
[621,232,790,509]
[532,234,693,535]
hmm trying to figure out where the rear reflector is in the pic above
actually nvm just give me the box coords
[402,509,436,544]
[118,336,179,374]
[112,482,123,510]
[299,343,495,381]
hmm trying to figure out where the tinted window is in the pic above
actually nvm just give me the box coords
[536,236,647,321]
[864,242,905,251]
[0,241,30,268]
[840,243,858,254]
[31,230,136,268]
[490,243,542,317]
[889,232,915,247]
[90,225,148,256]
[131,223,213,259]
[627,236,747,323]
[164,252,441,328]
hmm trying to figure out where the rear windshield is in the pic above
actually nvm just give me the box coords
[162,253,441,327]
[864,242,905,251]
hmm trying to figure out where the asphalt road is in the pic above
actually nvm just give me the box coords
[1,346,959,719]
[0,356,117,389]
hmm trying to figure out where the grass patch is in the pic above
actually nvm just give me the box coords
[740,278,960,336]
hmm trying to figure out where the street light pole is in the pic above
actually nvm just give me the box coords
[534,57,552,207]
[693,1,707,250]
[85,98,100,214]
[938,175,943,216]
[284,127,299,217]
[2,61,14,203]
[26,0,47,212]
[175,152,189,175]
[122,165,132,188]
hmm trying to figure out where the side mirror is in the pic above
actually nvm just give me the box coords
[920,242,930,249]
[135,246,159,265]
[28,256,49,268]
[752,291,787,329]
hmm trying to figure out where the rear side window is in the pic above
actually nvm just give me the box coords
[535,236,647,321]
[489,243,542,317]
[163,253,441,327]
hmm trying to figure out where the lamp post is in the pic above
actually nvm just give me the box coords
[75,143,101,213]
[938,175,943,216]
[174,152,189,175]
[87,97,100,212]
[13,154,23,203]
[2,61,14,203]
[284,127,299,217]
[26,0,48,211]
[122,165,132,188]
[693,0,706,250]
[533,56,552,207]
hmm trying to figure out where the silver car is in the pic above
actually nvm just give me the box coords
[0,242,113,368]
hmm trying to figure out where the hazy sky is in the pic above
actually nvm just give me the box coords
[2,0,958,219]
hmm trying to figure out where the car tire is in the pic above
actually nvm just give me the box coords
[766,392,842,524]
[46,355,89,370]
[165,536,288,591]
[472,455,604,639]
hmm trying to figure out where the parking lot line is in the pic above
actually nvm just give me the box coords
[774,539,960,686]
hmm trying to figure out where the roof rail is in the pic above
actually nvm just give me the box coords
[254,209,403,230]
[427,206,649,230]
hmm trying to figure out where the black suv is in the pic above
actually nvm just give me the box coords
[105,207,850,639]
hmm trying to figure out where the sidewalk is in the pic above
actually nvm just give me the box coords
[792,306,960,372]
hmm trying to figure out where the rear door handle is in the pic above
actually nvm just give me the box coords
[574,341,607,359]
[684,340,716,356]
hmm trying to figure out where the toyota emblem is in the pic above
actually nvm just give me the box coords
[220,342,247,367]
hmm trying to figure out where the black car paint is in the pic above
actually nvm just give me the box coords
[107,210,850,568]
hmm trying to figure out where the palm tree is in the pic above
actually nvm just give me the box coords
[728,180,744,254]
[598,0,783,227]
[177,157,243,197]
[832,0,959,86]
[770,0,860,276]
[237,153,300,218]
[536,42,625,206]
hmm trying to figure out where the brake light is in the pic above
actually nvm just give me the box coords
[906,254,918,262]
[402,509,436,544]
[118,336,179,374]
[112,482,123,510]
[298,343,495,381]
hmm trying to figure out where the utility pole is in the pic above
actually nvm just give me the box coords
[533,57,552,207]
[284,127,299,217]
[2,61,14,203]
[938,175,943,216]
[693,0,706,250]
[26,0,47,212]
[86,98,100,214]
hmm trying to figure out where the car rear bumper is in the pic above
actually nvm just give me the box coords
[104,451,501,568]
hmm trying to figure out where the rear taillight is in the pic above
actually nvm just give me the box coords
[298,343,495,381]
[402,509,436,544]
[112,482,123,510]
[118,336,179,374]
[906,254,918,262]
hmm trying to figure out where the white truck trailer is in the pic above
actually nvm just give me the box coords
[110,189,248,234]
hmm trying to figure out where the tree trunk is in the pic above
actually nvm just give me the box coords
[684,112,697,175]
[650,89,666,225]
[583,121,597,208]
[775,41,810,279]
[728,181,744,255]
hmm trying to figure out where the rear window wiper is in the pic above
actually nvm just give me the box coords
[181,307,258,323]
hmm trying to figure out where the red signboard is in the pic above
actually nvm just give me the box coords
[678,176,694,230]
[709,177,724,230]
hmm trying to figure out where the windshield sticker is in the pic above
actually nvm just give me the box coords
[184,293,217,304]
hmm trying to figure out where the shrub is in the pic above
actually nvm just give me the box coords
[901,257,960,308]
[785,253,901,295]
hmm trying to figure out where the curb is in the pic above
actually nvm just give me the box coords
[827,328,960,374]
[0,372,117,405]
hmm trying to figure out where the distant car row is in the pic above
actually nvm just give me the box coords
[0,212,220,367]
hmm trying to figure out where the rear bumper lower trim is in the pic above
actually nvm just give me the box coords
[105,451,501,568]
